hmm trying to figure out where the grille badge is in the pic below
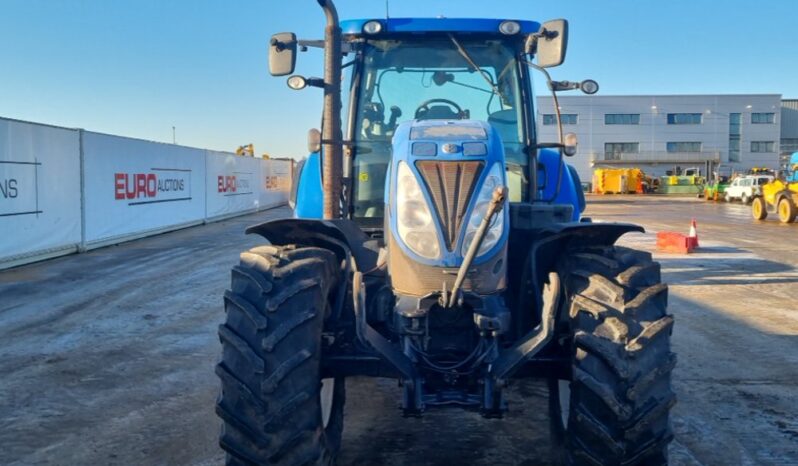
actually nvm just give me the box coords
[441,143,460,154]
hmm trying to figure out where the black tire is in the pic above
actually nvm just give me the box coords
[216,245,345,465]
[549,245,675,466]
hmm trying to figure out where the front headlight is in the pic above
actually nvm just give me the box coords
[396,162,440,259]
[461,163,505,256]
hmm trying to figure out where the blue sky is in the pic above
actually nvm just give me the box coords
[1,0,795,158]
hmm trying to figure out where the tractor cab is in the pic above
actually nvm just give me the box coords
[342,20,538,224]
[282,17,586,226]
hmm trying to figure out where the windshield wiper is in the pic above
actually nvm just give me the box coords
[448,34,503,99]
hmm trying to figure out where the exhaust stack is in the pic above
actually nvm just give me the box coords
[317,0,343,219]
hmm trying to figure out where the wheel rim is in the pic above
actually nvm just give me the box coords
[753,201,761,218]
[558,380,571,428]
[320,378,335,428]
[779,201,789,222]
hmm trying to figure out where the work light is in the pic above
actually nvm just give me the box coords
[499,21,521,35]
[363,20,383,34]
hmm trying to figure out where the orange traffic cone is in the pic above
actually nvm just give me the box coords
[688,218,699,248]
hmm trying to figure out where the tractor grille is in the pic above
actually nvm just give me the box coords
[415,161,484,250]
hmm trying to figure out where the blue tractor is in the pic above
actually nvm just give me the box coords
[216,2,675,464]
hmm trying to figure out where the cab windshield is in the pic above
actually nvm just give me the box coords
[349,37,529,222]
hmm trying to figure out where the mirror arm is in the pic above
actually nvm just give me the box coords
[549,80,580,92]
[535,142,565,149]
[297,39,354,54]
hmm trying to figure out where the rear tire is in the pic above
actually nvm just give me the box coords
[752,197,768,220]
[549,246,675,466]
[741,193,750,204]
[777,197,797,223]
[216,245,345,465]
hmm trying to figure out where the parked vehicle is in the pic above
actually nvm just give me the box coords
[724,175,774,204]
[704,164,733,201]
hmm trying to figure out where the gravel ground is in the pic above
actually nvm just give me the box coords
[0,197,797,465]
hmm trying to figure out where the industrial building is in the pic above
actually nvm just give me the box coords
[536,94,789,179]
[781,99,798,163]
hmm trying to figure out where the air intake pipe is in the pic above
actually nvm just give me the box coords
[317,0,343,219]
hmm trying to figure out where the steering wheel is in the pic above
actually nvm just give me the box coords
[414,98,465,120]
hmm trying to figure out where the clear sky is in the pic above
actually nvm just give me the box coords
[1,0,795,159]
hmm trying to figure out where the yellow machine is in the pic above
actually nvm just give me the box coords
[235,144,255,156]
[592,168,644,194]
[751,179,798,223]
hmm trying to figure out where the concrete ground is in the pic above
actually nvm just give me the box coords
[0,197,797,465]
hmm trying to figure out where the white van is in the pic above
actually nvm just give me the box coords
[724,175,774,203]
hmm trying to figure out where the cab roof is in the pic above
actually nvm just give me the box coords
[340,18,541,36]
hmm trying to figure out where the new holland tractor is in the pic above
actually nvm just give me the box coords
[215,2,675,464]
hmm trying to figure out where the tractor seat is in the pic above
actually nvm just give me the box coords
[416,105,462,120]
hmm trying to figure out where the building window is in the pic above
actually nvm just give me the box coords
[751,112,775,124]
[604,142,639,160]
[666,142,702,153]
[729,113,741,162]
[542,114,577,125]
[604,113,640,125]
[782,138,798,152]
[751,141,775,153]
[667,113,702,124]
[729,135,741,162]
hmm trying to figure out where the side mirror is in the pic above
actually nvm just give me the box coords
[563,132,578,156]
[308,128,321,153]
[269,32,297,76]
[527,19,568,68]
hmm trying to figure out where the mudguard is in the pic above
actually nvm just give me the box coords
[246,218,379,272]
[509,221,645,325]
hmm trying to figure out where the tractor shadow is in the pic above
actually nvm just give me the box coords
[338,377,554,466]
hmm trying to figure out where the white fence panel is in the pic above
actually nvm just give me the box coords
[259,158,292,209]
[205,151,261,219]
[82,132,206,247]
[0,118,82,266]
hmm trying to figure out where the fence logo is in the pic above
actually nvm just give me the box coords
[1,160,41,217]
[114,168,192,205]
[218,172,253,196]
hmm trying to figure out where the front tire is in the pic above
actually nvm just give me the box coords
[216,245,345,465]
[549,246,676,465]
[752,197,768,220]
